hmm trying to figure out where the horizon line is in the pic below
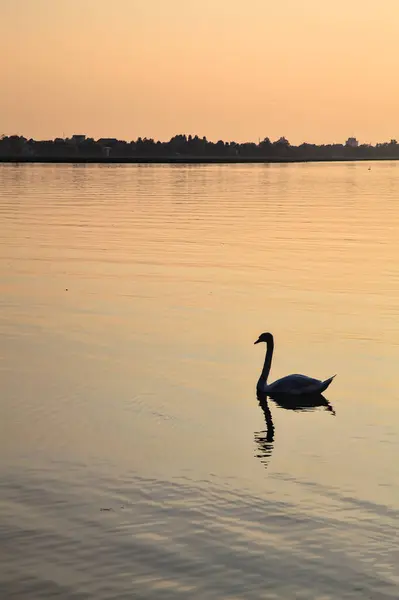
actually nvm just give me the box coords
[2,133,395,147]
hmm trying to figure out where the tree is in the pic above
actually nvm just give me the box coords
[274,136,290,146]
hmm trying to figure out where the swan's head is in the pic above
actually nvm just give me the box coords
[254,332,273,345]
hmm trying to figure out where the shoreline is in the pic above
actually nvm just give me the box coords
[0,156,398,165]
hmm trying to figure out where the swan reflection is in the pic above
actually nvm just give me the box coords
[254,394,275,466]
[269,391,336,415]
[254,391,335,469]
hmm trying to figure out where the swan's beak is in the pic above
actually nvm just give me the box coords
[254,339,260,344]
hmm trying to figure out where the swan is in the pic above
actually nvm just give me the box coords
[254,332,336,397]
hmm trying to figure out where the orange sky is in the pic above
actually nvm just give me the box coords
[1,0,399,144]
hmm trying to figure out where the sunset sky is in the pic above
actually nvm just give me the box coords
[1,0,399,144]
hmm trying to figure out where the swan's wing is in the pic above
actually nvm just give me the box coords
[267,374,332,396]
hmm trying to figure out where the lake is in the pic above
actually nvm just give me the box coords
[1,162,398,599]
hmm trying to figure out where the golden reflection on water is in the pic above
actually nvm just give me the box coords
[1,163,399,598]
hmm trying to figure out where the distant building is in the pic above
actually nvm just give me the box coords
[345,137,359,148]
[98,138,118,145]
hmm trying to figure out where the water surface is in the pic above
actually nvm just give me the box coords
[1,162,399,598]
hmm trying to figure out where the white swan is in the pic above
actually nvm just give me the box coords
[255,332,336,397]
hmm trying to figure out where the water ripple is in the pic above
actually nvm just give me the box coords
[1,163,399,598]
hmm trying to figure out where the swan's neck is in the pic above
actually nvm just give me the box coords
[260,338,274,383]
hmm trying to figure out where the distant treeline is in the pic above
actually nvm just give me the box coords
[1,134,399,162]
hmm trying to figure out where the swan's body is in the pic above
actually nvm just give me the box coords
[257,373,335,397]
[255,332,335,398]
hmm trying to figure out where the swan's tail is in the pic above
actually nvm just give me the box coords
[320,374,336,393]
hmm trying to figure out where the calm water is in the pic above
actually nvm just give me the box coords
[1,162,399,599]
